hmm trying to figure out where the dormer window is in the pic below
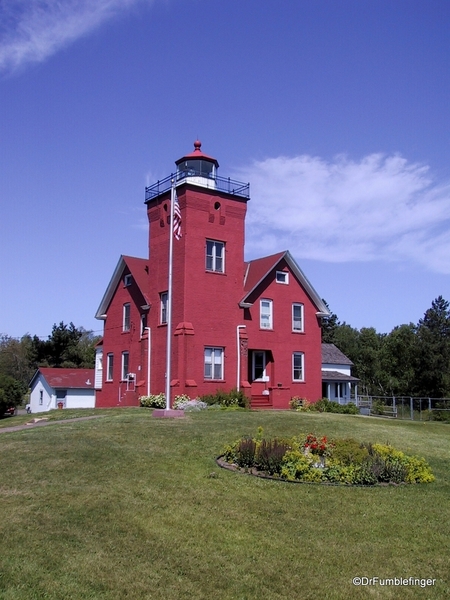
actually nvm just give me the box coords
[276,271,289,284]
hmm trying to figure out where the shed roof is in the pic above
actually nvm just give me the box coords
[30,368,95,389]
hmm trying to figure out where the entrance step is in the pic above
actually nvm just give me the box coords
[250,394,273,409]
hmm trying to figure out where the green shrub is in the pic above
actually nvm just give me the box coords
[199,388,249,409]
[329,438,369,466]
[289,397,309,410]
[296,398,358,415]
[255,439,290,475]
[139,393,166,408]
[235,437,257,468]
[340,402,359,414]
[222,430,435,486]
[372,400,386,415]
[281,450,312,481]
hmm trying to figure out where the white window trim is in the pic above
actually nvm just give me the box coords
[276,271,289,284]
[123,303,131,332]
[260,299,273,329]
[292,303,304,332]
[121,352,129,381]
[206,240,225,273]
[293,352,305,382]
[252,351,269,382]
[106,353,114,381]
[124,274,132,287]
[204,347,224,380]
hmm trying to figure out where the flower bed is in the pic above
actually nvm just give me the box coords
[220,430,435,486]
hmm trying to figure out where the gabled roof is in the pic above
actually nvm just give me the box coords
[241,250,329,315]
[30,368,95,389]
[322,343,354,365]
[95,255,148,319]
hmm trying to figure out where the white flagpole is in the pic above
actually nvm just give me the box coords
[165,179,175,410]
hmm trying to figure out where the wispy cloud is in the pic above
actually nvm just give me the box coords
[0,0,148,74]
[237,154,450,274]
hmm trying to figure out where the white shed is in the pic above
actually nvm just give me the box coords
[29,368,96,413]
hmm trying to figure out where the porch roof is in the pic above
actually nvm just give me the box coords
[322,370,359,382]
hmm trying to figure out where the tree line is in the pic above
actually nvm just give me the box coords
[322,295,450,398]
[0,323,101,414]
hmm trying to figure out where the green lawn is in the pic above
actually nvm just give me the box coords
[0,409,449,599]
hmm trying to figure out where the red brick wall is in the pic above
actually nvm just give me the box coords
[98,180,323,410]
[146,184,248,400]
[95,269,148,407]
[243,257,323,407]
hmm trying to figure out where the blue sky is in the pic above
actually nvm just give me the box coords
[1,0,449,338]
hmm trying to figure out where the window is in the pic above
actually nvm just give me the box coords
[122,352,129,380]
[252,351,269,382]
[204,347,224,380]
[160,292,168,324]
[276,271,289,284]
[39,390,43,405]
[206,240,224,273]
[96,352,103,371]
[293,352,304,382]
[123,303,131,332]
[106,354,114,381]
[124,274,132,286]
[260,299,273,329]
[140,313,147,337]
[292,303,304,332]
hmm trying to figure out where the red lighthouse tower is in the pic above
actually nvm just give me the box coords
[95,142,328,408]
[145,141,250,400]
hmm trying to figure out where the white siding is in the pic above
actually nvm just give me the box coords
[322,363,352,376]
[65,389,95,409]
[29,374,95,413]
[95,348,103,390]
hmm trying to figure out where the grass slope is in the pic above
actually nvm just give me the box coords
[0,409,449,599]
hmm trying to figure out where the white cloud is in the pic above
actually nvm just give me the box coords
[236,153,450,274]
[0,0,149,74]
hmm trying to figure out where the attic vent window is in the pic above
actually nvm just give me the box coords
[124,274,132,286]
[276,271,289,284]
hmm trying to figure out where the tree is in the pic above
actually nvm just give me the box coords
[415,296,450,397]
[0,334,34,390]
[381,324,418,396]
[0,374,24,415]
[321,300,340,344]
[28,322,100,369]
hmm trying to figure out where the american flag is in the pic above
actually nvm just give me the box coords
[173,193,182,240]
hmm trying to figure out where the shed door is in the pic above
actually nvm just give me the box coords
[56,389,67,408]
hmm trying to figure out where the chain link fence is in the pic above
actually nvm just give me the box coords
[355,396,450,422]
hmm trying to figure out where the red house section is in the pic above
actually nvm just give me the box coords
[95,142,329,409]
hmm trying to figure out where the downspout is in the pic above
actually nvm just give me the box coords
[236,325,246,392]
[145,327,151,396]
